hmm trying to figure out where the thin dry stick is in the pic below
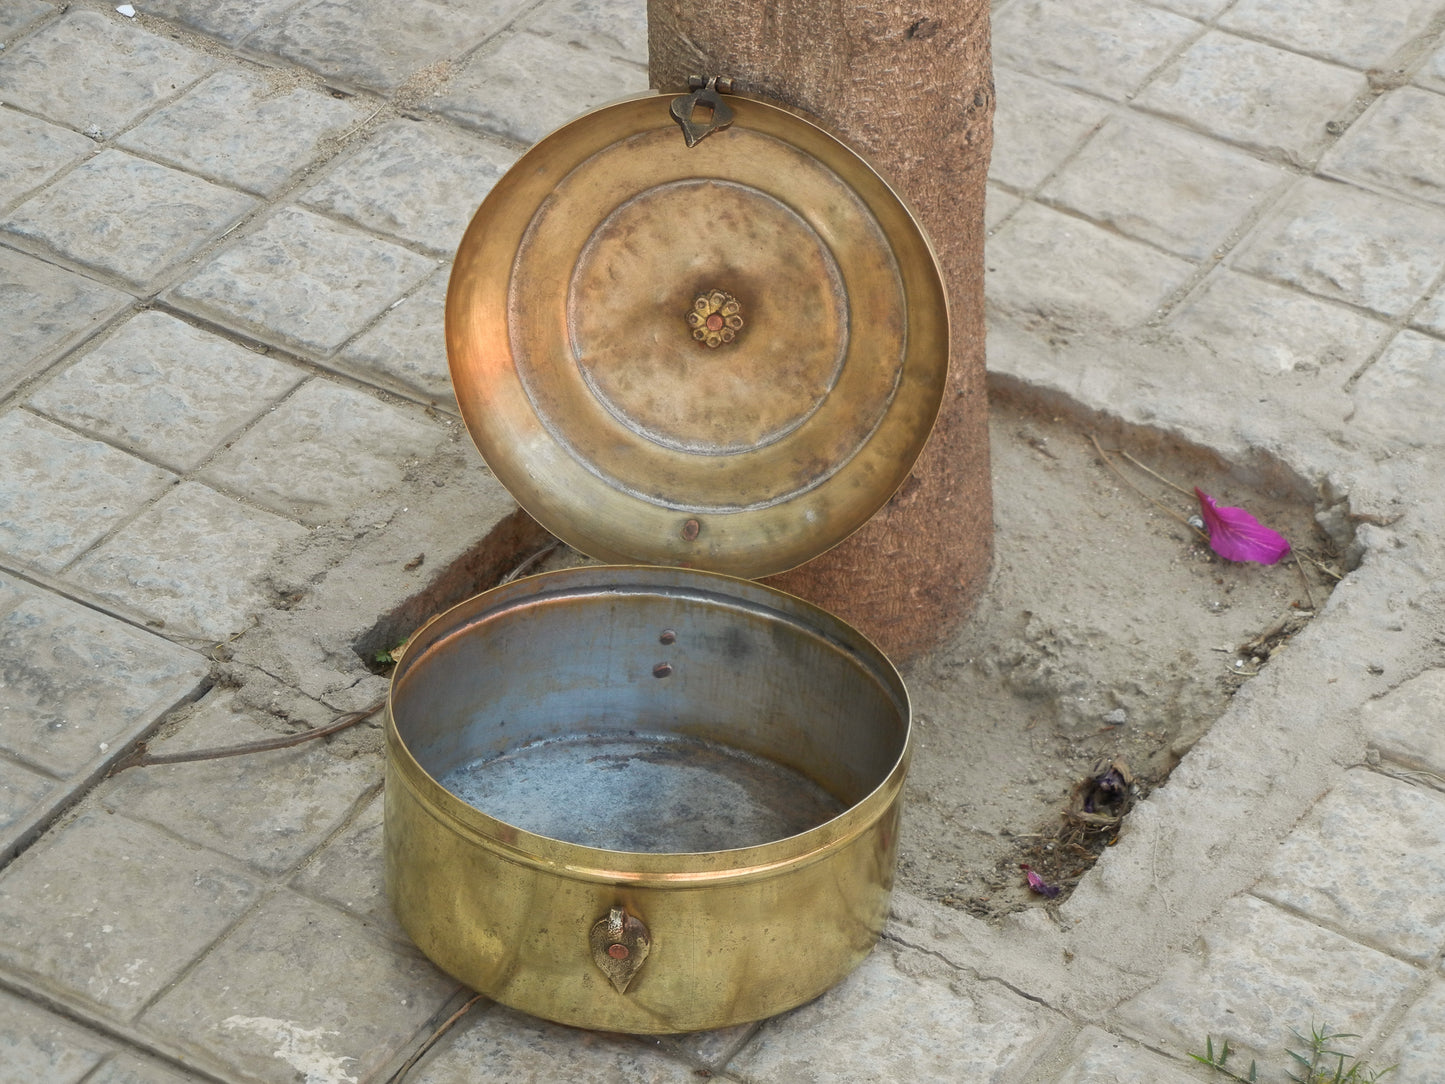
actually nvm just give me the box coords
[389,993,486,1083]
[1298,550,1344,581]
[1089,435,1209,543]
[501,538,563,584]
[115,699,386,771]
[209,615,259,662]
[1115,449,1195,497]
[1293,552,1318,610]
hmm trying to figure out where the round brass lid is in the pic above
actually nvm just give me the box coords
[446,89,949,577]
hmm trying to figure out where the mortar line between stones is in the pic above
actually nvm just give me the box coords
[5,14,512,322]
[0,545,215,660]
[879,926,1068,1015]
[0,673,213,873]
[368,984,498,1084]
[1000,1020,1084,1084]
[1342,256,1445,391]
[0,958,235,1083]
[1242,885,1445,979]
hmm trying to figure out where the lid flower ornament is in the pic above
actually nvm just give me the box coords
[1193,488,1291,565]
[687,290,743,347]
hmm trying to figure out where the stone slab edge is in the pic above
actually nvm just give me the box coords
[223,440,543,715]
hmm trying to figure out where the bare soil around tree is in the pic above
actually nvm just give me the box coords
[896,389,1343,918]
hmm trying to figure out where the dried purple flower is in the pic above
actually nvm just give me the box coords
[1021,864,1061,898]
[1194,488,1291,565]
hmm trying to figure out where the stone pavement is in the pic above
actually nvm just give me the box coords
[2,0,1444,1080]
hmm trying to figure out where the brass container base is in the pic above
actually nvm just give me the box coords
[384,566,911,1033]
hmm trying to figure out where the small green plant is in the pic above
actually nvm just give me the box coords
[374,638,409,666]
[1191,1026,1393,1084]
[1284,1025,1393,1084]
[1191,1035,1257,1082]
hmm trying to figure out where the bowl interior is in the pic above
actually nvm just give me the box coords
[389,574,908,854]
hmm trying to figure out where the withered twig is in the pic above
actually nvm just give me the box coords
[501,539,563,584]
[389,993,486,1083]
[115,699,386,771]
[209,615,259,662]
[1298,550,1344,582]
[1294,552,1317,610]
[1115,448,1194,497]
[1089,435,1209,543]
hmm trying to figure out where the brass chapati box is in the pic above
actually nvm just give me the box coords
[384,82,949,1033]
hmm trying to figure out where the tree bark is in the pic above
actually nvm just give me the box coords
[648,0,995,664]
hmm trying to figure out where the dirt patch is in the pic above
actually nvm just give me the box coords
[897,390,1344,919]
[361,388,1344,923]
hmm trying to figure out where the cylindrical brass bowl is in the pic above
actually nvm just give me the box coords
[384,565,911,1033]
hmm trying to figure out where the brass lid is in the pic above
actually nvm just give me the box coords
[446,87,949,577]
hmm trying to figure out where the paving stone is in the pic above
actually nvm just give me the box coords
[517,0,649,63]
[0,10,213,139]
[1254,770,1445,961]
[659,1022,760,1074]
[992,0,1200,102]
[68,481,311,642]
[141,890,458,1084]
[1420,40,1445,94]
[989,68,1108,192]
[1415,289,1445,337]
[0,0,54,41]
[1048,1026,1202,1083]
[102,689,379,873]
[0,410,175,574]
[299,118,518,253]
[87,1051,198,1084]
[335,267,452,403]
[0,574,207,780]
[985,201,1198,329]
[201,379,450,524]
[1167,269,1391,376]
[0,811,261,1019]
[984,186,1022,233]
[1231,178,1445,318]
[1145,0,1231,18]
[1363,667,1445,774]
[116,68,372,197]
[0,111,95,210]
[1319,87,1445,209]
[1349,331,1445,450]
[245,0,528,94]
[1219,0,1440,69]
[167,205,438,356]
[0,754,58,865]
[1040,113,1288,260]
[409,1004,700,1083]
[289,789,406,941]
[728,940,1060,1082]
[1374,978,1445,1084]
[1114,894,1418,1058]
[127,0,299,45]
[1135,31,1369,166]
[0,150,258,291]
[428,31,649,145]
[0,987,113,1084]
[0,248,131,396]
[27,310,306,472]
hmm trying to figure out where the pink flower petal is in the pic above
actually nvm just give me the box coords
[1021,864,1060,898]
[1194,488,1291,565]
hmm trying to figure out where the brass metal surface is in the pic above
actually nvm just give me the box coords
[384,566,911,1033]
[446,90,949,577]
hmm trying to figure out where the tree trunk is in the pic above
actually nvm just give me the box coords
[648,0,995,664]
